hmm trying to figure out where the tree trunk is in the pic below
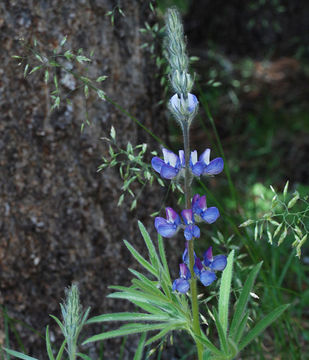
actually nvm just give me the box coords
[0,1,177,358]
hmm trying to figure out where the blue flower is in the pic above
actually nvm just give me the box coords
[181,245,227,288]
[154,207,181,238]
[181,209,200,241]
[199,148,224,176]
[151,148,185,179]
[192,194,220,224]
[172,263,191,293]
[190,150,205,176]
[170,93,198,114]
[203,246,227,271]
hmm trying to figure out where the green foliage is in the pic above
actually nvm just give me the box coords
[12,37,108,129]
[83,223,289,359]
[98,126,183,212]
[240,181,309,257]
[3,285,90,360]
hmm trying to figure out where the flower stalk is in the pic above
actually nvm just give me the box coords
[183,120,203,360]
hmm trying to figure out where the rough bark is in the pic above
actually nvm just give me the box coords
[0,1,178,358]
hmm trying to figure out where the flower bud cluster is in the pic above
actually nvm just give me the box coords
[165,8,193,97]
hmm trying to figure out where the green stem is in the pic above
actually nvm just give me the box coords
[182,121,203,360]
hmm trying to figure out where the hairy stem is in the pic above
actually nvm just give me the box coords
[182,121,203,360]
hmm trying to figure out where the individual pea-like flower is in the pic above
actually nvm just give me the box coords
[170,93,198,115]
[192,194,220,224]
[151,148,185,179]
[194,246,227,286]
[189,150,205,176]
[172,263,191,293]
[154,207,181,238]
[176,245,227,292]
[181,209,200,241]
[199,148,224,176]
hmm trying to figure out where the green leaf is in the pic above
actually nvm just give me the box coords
[76,354,91,360]
[133,333,146,360]
[82,323,169,345]
[29,65,43,75]
[194,335,223,356]
[283,180,289,200]
[60,36,67,47]
[145,322,178,345]
[96,75,108,82]
[238,304,290,351]
[3,349,38,360]
[239,220,254,228]
[49,315,64,334]
[138,221,160,269]
[76,55,91,63]
[24,64,29,78]
[123,240,157,277]
[55,340,66,360]
[97,89,106,101]
[233,312,249,344]
[212,308,228,354]
[45,326,55,360]
[158,234,171,284]
[229,262,262,340]
[87,312,169,324]
[218,250,234,335]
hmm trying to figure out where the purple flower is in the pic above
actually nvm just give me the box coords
[172,263,191,293]
[170,93,198,114]
[151,148,185,180]
[181,209,200,241]
[180,245,227,288]
[155,207,181,238]
[192,194,220,224]
[203,246,227,271]
[190,150,205,176]
[199,148,224,176]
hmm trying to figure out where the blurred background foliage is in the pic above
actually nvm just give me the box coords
[153,0,309,358]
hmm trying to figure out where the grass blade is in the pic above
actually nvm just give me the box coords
[229,262,262,339]
[238,304,290,351]
[218,250,234,335]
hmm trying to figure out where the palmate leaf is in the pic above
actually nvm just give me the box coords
[238,304,290,351]
[218,250,234,335]
[229,262,263,340]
